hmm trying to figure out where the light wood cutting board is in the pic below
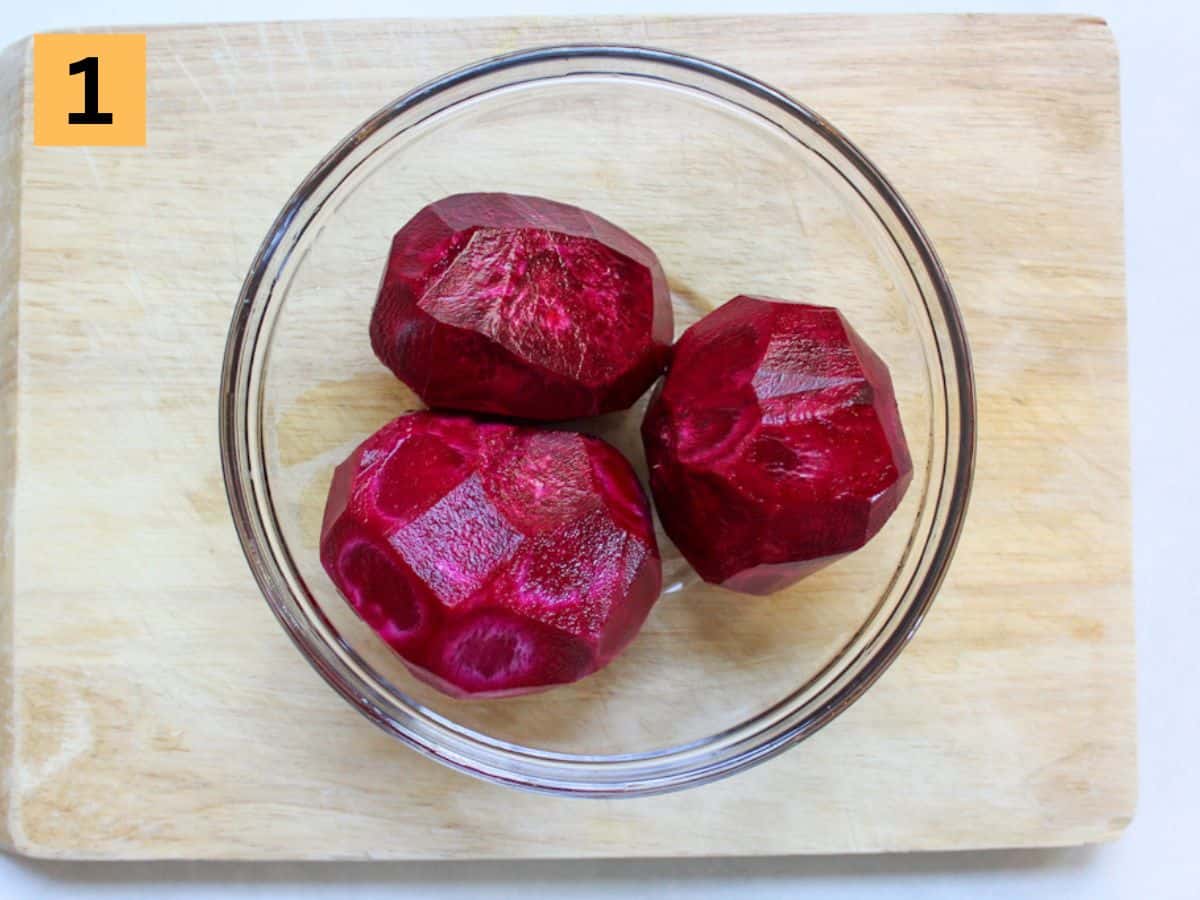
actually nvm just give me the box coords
[0,15,1133,860]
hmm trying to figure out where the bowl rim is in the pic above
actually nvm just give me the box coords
[220,43,977,797]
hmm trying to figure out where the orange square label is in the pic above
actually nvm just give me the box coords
[34,33,146,146]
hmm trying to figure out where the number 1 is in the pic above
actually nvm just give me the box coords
[68,56,114,125]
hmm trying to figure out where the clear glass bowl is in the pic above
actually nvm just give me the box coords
[220,46,975,797]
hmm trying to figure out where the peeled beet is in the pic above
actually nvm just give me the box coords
[369,193,672,421]
[320,411,663,698]
[641,296,912,595]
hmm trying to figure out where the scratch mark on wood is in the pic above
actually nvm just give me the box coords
[257,22,283,104]
[80,147,101,190]
[318,22,352,99]
[169,36,216,113]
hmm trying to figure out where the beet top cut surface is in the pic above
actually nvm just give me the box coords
[320,411,663,698]
[370,192,672,421]
[642,295,913,596]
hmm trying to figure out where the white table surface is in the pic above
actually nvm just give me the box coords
[3,0,1196,896]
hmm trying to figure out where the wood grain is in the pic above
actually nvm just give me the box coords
[0,35,27,853]
[0,15,1133,859]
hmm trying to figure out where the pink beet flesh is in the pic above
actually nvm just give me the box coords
[320,412,663,698]
[370,193,672,421]
[641,296,912,595]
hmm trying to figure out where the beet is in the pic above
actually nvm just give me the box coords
[641,296,912,595]
[369,193,672,421]
[320,411,663,697]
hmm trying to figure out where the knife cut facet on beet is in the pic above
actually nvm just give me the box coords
[320,411,663,697]
[369,193,672,421]
[641,295,912,595]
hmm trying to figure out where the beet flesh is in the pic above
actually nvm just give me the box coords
[320,411,663,697]
[369,193,672,421]
[641,296,912,595]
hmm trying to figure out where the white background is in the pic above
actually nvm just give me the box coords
[2,0,1196,896]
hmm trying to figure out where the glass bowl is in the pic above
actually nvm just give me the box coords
[220,45,975,797]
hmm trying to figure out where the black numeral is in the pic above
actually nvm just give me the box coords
[67,56,114,125]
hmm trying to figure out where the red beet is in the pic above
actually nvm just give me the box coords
[320,411,663,698]
[641,296,912,595]
[370,193,672,421]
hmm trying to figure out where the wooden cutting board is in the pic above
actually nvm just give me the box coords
[0,15,1133,859]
